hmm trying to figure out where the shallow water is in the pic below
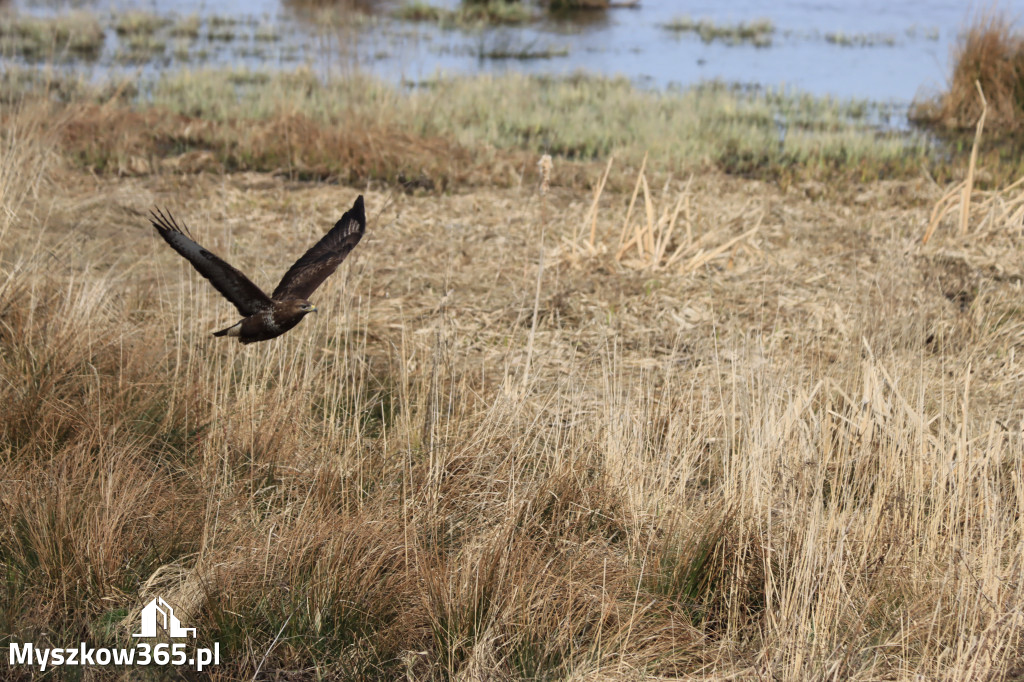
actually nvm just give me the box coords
[9,0,1024,109]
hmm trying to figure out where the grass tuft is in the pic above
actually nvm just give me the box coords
[912,10,1024,134]
[114,11,171,37]
[395,0,534,27]
[663,16,775,47]
[0,12,105,60]
[825,30,898,47]
[170,14,202,39]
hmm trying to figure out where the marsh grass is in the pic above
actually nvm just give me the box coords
[115,34,168,64]
[5,68,934,190]
[663,16,775,47]
[825,31,898,47]
[395,1,534,27]
[548,0,620,9]
[912,10,1024,136]
[3,105,1024,677]
[207,20,238,42]
[170,14,202,39]
[907,10,1024,186]
[478,37,569,60]
[396,0,621,25]
[460,1,535,25]
[0,12,104,61]
[254,23,281,42]
[114,11,171,37]
[394,1,447,22]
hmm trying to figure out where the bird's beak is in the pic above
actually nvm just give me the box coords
[310,305,318,313]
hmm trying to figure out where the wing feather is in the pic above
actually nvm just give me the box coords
[150,208,272,317]
[272,195,366,301]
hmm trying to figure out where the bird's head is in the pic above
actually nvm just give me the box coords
[292,299,317,316]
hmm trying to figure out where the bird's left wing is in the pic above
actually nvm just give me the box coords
[150,208,273,317]
[272,195,366,300]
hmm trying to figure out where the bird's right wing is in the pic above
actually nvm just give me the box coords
[150,209,273,317]
[272,196,366,300]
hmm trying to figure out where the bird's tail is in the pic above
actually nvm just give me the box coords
[213,321,242,337]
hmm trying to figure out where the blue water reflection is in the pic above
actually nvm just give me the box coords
[9,0,1024,106]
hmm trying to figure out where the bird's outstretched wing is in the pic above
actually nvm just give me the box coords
[272,196,366,301]
[150,208,273,317]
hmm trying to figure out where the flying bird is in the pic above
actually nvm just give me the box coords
[150,196,365,344]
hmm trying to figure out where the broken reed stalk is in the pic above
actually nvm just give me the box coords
[923,185,961,244]
[618,151,648,252]
[961,80,987,237]
[522,236,544,390]
[615,170,682,264]
[652,175,692,265]
[639,172,654,257]
[922,80,988,244]
[986,173,1024,228]
[525,154,552,388]
[611,162,759,272]
[673,214,763,274]
[924,170,1024,244]
[581,155,614,249]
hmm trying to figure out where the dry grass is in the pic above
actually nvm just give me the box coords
[396,1,535,26]
[912,10,1024,134]
[55,100,487,189]
[0,67,938,193]
[3,85,1024,679]
[909,10,1024,187]
[0,11,105,61]
[662,16,775,48]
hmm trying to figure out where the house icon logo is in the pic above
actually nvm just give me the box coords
[132,598,196,639]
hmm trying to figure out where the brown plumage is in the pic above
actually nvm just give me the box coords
[150,196,365,344]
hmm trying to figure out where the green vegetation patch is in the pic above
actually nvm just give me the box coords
[4,67,934,187]
[0,12,105,60]
[548,0,616,9]
[479,37,569,59]
[663,15,775,47]
[254,23,281,42]
[115,34,168,63]
[395,0,534,27]
[825,31,898,47]
[170,14,201,39]
[114,11,171,37]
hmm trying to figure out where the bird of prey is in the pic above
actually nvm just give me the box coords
[150,196,365,344]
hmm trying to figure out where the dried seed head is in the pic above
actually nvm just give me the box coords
[538,154,553,196]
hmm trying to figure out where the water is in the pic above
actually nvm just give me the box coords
[8,0,1024,108]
